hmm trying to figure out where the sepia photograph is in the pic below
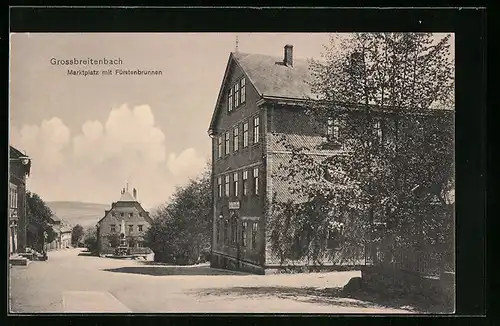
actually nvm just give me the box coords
[8,31,455,314]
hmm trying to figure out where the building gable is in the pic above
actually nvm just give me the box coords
[208,53,261,135]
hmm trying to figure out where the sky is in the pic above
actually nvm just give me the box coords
[9,33,454,210]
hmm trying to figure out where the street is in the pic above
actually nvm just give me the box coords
[9,248,413,314]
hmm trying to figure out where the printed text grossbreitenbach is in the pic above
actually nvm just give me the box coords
[50,57,163,76]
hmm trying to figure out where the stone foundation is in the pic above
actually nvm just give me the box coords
[211,252,265,275]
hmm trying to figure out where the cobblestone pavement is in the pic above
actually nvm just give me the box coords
[9,248,413,314]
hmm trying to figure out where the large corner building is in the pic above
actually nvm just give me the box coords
[208,45,339,274]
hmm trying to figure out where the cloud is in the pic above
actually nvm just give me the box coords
[10,117,71,171]
[10,104,206,210]
[167,148,207,178]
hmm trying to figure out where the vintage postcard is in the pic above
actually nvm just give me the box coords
[8,31,455,314]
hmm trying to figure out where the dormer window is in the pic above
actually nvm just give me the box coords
[228,88,234,112]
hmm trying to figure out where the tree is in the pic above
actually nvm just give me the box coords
[71,224,84,246]
[26,191,53,226]
[83,226,98,254]
[26,191,58,251]
[146,161,212,265]
[268,33,454,271]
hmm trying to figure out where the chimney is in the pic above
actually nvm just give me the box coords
[284,44,293,67]
[133,188,137,199]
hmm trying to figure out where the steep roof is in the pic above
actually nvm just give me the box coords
[208,50,320,134]
[118,191,136,202]
[232,52,317,99]
[97,190,152,225]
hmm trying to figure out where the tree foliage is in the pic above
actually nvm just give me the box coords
[107,233,121,248]
[26,191,58,247]
[268,33,455,271]
[145,162,212,265]
[83,226,98,254]
[71,224,84,246]
[26,191,53,225]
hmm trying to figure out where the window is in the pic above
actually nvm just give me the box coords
[110,225,116,233]
[253,167,259,195]
[217,136,222,159]
[225,175,230,197]
[234,83,240,108]
[243,122,249,147]
[242,170,248,196]
[253,116,260,143]
[224,132,230,155]
[138,225,143,232]
[241,221,248,247]
[233,126,239,152]
[129,213,133,217]
[9,183,17,209]
[251,222,258,250]
[233,172,239,197]
[327,117,341,141]
[217,176,223,198]
[228,88,234,112]
[240,78,246,104]
[128,225,134,234]
[120,212,124,217]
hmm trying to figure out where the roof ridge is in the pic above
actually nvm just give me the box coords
[233,51,315,63]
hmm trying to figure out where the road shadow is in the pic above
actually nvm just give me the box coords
[189,285,451,313]
[137,261,212,268]
[102,266,248,276]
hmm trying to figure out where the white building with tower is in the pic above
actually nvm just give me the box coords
[96,185,153,255]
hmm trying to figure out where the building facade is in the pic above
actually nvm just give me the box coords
[9,146,31,255]
[60,221,73,249]
[208,45,454,275]
[208,45,344,274]
[97,187,152,255]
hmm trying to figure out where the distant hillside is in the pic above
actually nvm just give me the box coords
[46,201,109,229]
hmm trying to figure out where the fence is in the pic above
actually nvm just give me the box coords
[373,246,453,277]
